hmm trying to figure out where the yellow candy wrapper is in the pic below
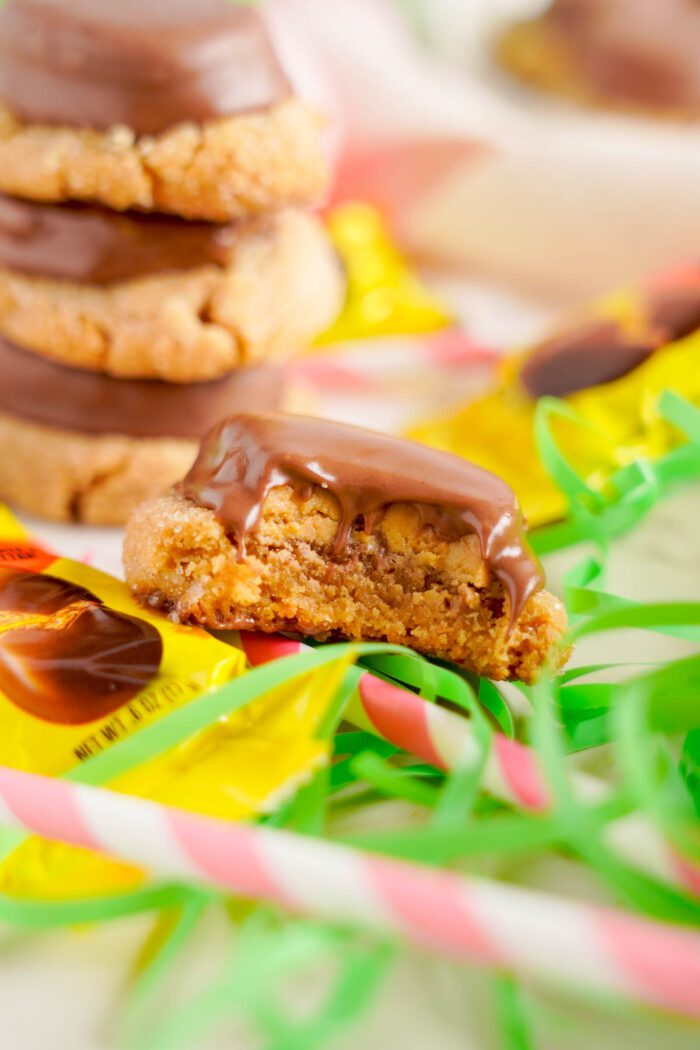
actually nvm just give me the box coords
[317,203,451,345]
[0,508,344,898]
[409,265,700,526]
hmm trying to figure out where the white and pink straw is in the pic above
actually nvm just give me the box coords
[0,762,699,1018]
[239,633,700,897]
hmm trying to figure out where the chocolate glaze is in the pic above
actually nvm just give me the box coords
[520,320,655,399]
[0,0,292,134]
[0,195,251,284]
[182,413,544,625]
[0,336,286,440]
[545,0,700,112]
[0,570,162,725]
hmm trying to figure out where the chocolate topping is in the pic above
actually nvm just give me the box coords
[545,0,700,112]
[0,336,286,440]
[648,289,700,344]
[0,195,249,284]
[182,413,544,624]
[520,320,655,399]
[0,570,162,725]
[0,0,292,134]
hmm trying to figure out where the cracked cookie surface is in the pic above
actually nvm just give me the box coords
[0,99,328,222]
[0,210,344,382]
[124,488,570,683]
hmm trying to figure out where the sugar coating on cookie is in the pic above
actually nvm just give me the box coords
[0,209,344,381]
[0,1,328,219]
[124,415,570,682]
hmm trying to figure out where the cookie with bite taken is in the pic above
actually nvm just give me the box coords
[124,414,570,683]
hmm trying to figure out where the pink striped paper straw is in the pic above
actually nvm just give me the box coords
[0,763,698,1018]
[239,633,700,896]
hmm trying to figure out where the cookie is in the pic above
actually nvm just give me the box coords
[0,207,344,382]
[124,415,570,682]
[0,414,195,526]
[0,339,304,524]
[0,98,328,223]
[498,0,700,118]
[0,0,328,220]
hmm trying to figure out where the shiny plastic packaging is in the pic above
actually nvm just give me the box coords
[410,265,700,526]
[0,508,338,897]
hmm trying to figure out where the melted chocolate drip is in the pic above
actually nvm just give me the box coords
[0,195,253,284]
[520,320,655,399]
[182,413,544,625]
[0,336,286,440]
[0,0,292,134]
[0,570,162,725]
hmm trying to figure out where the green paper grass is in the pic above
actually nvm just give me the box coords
[0,391,699,1050]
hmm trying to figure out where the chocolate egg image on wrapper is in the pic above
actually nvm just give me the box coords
[0,570,163,725]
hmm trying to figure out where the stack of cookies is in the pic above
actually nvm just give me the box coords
[0,0,344,524]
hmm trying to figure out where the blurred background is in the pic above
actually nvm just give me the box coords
[274,0,700,304]
[250,0,700,436]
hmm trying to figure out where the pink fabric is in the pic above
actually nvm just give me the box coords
[646,260,700,292]
[0,767,98,851]
[422,329,496,369]
[330,140,482,230]
[358,673,446,770]
[367,855,499,965]
[292,360,379,392]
